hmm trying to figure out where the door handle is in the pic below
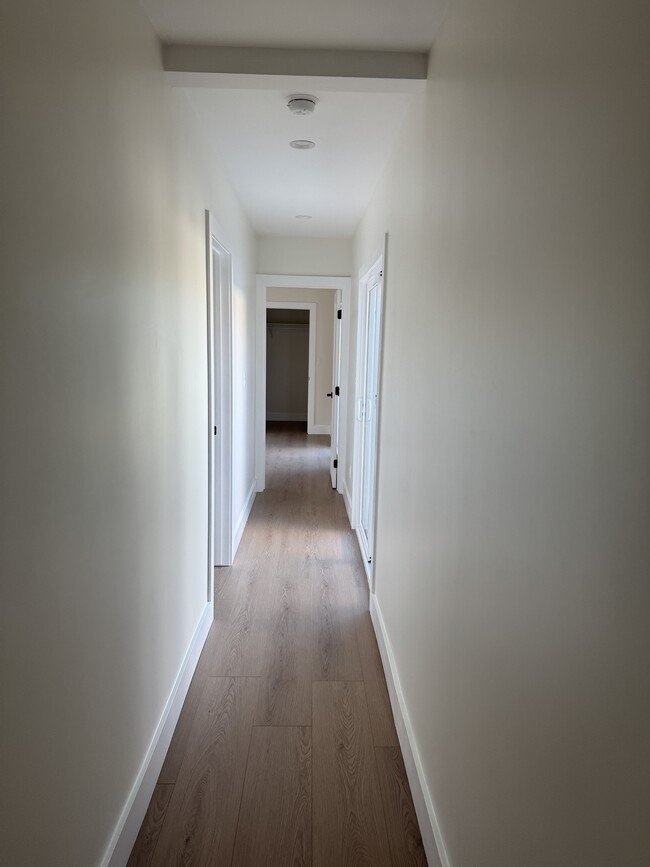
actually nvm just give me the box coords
[327,392,333,398]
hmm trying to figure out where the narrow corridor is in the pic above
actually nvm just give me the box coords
[128,422,427,866]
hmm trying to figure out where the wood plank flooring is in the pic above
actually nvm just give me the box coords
[128,422,428,867]
[231,726,311,867]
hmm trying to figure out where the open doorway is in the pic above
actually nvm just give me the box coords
[255,275,351,494]
[266,302,316,433]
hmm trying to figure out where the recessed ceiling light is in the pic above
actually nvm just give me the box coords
[287,94,318,115]
[295,214,312,220]
[289,139,316,150]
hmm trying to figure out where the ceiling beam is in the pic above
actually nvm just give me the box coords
[162,44,428,81]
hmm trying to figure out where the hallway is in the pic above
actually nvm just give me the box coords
[128,423,427,866]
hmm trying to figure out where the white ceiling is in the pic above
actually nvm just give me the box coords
[142,0,448,52]
[184,84,414,237]
[142,0,446,238]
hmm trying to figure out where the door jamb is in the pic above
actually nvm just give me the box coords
[352,236,388,590]
[206,211,234,606]
[330,289,343,489]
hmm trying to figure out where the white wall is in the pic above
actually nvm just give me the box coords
[231,235,258,527]
[350,2,650,866]
[0,2,256,865]
[267,287,335,431]
[257,235,352,277]
[266,323,309,420]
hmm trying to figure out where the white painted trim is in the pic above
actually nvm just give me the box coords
[232,481,257,560]
[266,300,317,435]
[337,284,351,499]
[355,526,372,588]
[330,289,343,490]
[102,603,213,867]
[369,595,449,867]
[311,424,331,435]
[206,212,234,574]
[342,478,354,528]
[352,237,388,591]
[256,277,265,492]
[258,274,353,291]
[205,214,216,600]
[266,412,308,422]
[256,274,351,493]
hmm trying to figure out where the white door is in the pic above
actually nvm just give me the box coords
[357,260,383,568]
[330,290,342,488]
[206,213,234,578]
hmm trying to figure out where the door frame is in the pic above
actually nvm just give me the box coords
[265,301,317,428]
[255,274,351,493]
[330,289,343,488]
[206,211,234,604]
[352,237,387,589]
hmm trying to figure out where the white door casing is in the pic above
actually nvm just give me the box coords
[353,239,386,587]
[330,289,343,488]
[206,211,234,592]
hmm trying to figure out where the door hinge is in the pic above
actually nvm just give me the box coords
[333,459,338,469]
[337,309,342,320]
[335,386,340,396]
[213,425,217,435]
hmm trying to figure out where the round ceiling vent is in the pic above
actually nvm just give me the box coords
[289,139,316,150]
[287,94,317,116]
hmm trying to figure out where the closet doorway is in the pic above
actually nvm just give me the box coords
[265,302,316,430]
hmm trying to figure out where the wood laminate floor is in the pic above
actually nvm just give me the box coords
[128,422,428,867]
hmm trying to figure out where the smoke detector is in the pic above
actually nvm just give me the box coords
[287,94,317,116]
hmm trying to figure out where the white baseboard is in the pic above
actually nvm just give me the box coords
[101,603,213,867]
[342,478,354,527]
[309,424,331,435]
[266,412,308,422]
[356,528,373,588]
[369,594,450,867]
[232,481,256,559]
